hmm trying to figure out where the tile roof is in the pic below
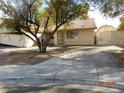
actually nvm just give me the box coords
[60,18,97,30]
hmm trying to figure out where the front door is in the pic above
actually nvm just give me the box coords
[57,31,65,45]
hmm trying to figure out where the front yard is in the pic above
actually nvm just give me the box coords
[0,46,76,66]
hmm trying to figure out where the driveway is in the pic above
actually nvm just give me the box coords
[0,46,124,93]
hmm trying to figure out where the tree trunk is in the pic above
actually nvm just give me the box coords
[38,33,50,53]
[37,43,47,53]
[41,45,47,53]
[38,44,42,53]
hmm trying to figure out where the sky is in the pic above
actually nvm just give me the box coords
[89,10,120,28]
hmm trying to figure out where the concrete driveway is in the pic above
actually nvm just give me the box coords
[0,46,124,93]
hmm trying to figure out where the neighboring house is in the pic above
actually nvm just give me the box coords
[96,25,116,45]
[96,25,124,45]
[97,25,116,32]
[53,18,97,46]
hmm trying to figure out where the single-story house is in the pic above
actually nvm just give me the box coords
[96,25,124,45]
[97,25,116,32]
[0,18,97,47]
[53,18,97,46]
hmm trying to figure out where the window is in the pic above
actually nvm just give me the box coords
[66,31,78,39]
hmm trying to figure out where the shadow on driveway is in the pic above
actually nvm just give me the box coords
[1,84,124,93]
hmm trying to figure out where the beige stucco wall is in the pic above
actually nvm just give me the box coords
[98,25,116,32]
[96,31,124,45]
[111,31,124,45]
[96,31,112,45]
[0,33,42,47]
[53,33,58,45]
[65,29,94,45]
[0,34,34,47]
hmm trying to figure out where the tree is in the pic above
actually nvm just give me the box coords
[119,16,124,31]
[0,0,89,53]
[89,0,124,17]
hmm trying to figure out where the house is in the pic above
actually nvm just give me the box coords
[97,25,116,32]
[96,25,116,45]
[96,25,124,45]
[53,18,97,46]
[0,18,97,47]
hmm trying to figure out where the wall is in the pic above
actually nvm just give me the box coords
[53,33,58,45]
[0,34,34,47]
[96,31,124,45]
[3,29,124,47]
[0,27,11,34]
[96,31,111,45]
[65,29,94,45]
[111,31,124,45]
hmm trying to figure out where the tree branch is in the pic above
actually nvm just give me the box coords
[43,14,50,34]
